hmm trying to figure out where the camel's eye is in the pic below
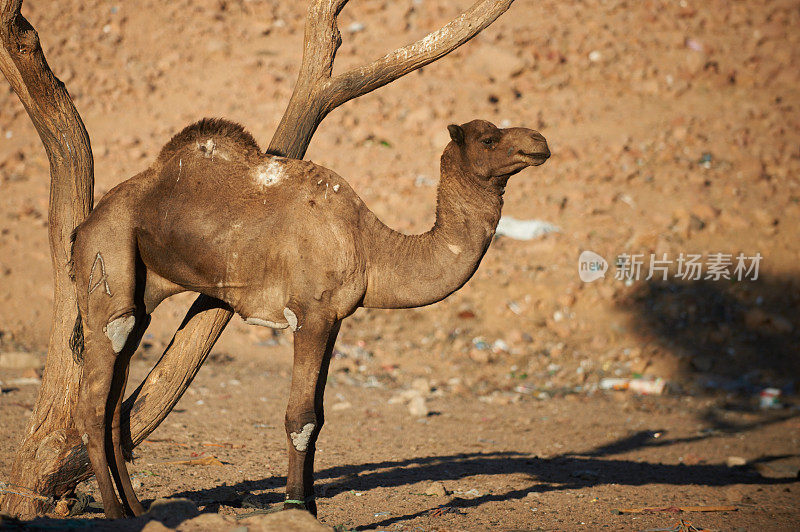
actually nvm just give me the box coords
[481,138,495,147]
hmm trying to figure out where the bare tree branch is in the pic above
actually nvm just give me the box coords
[322,0,515,111]
[269,0,515,158]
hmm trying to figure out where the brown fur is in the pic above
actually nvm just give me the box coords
[70,119,549,518]
[156,117,261,165]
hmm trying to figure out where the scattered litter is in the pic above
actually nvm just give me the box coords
[427,505,461,517]
[162,456,223,466]
[495,217,560,240]
[759,387,781,409]
[612,505,737,515]
[373,511,391,517]
[491,339,509,353]
[514,383,537,394]
[472,337,489,350]
[599,377,666,395]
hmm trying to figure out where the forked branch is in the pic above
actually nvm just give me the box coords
[323,0,515,110]
[269,0,515,158]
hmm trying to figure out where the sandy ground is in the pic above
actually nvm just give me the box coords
[1,0,799,530]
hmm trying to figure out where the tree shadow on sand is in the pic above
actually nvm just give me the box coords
[170,412,798,530]
[616,273,800,394]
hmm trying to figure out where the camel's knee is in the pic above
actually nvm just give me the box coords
[285,411,320,452]
[74,399,106,444]
[104,314,136,353]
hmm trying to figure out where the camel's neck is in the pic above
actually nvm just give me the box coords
[362,147,503,309]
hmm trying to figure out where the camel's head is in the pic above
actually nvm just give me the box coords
[447,119,549,180]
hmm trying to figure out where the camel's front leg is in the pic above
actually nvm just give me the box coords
[284,313,341,516]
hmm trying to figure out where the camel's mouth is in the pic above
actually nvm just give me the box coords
[520,149,551,166]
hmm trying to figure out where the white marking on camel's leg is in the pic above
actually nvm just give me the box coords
[283,307,299,331]
[245,316,290,329]
[104,315,136,353]
[289,423,315,452]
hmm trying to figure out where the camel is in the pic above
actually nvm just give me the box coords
[69,117,549,518]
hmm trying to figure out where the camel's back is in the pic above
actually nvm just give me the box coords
[132,120,369,315]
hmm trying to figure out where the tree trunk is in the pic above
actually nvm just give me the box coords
[1,0,514,518]
[0,0,93,517]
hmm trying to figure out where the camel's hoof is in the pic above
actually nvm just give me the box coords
[283,497,316,515]
[103,504,125,520]
[283,501,306,511]
[128,500,146,517]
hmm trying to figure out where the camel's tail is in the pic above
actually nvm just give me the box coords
[68,227,85,364]
[69,308,84,364]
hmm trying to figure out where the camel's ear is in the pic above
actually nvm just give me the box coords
[447,124,465,146]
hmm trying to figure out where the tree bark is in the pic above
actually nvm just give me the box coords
[0,0,515,518]
[0,0,93,518]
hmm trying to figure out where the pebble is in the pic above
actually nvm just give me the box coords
[726,456,747,467]
[408,395,429,417]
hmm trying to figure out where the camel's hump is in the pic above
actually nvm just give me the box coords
[157,118,260,163]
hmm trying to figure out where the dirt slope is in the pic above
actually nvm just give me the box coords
[1,0,798,530]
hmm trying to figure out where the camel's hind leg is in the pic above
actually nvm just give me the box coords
[75,322,130,519]
[72,217,145,518]
[108,313,149,516]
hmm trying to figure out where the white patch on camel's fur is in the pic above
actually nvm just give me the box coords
[254,158,285,187]
[104,315,136,353]
[245,316,290,329]
[290,423,315,452]
[447,243,462,255]
[198,138,216,158]
[283,307,299,331]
